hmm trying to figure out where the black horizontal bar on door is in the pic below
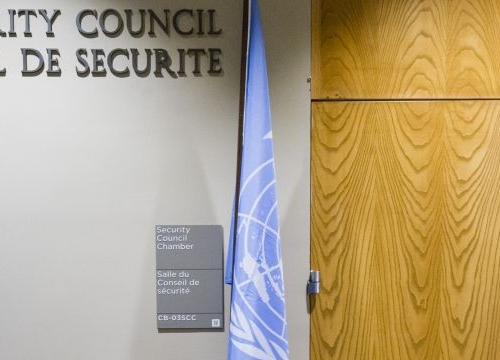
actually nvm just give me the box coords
[311,97,500,103]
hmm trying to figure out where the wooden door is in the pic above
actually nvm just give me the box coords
[311,1,500,359]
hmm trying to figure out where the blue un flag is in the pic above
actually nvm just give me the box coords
[225,0,289,359]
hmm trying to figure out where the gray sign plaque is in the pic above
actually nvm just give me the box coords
[155,225,224,330]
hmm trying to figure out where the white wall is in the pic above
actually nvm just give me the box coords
[0,1,310,359]
[261,1,310,358]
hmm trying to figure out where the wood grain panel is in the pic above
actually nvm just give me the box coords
[312,0,500,99]
[440,101,500,359]
[446,1,500,97]
[311,101,500,359]
[312,0,378,98]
